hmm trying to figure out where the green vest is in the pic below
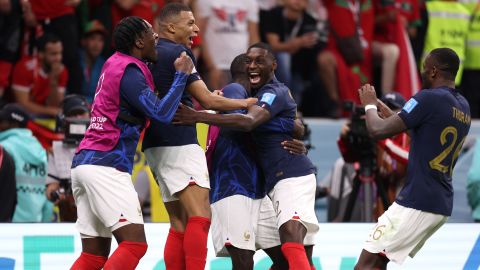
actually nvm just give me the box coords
[461,1,480,69]
[423,1,471,84]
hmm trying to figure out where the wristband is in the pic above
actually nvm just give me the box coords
[365,104,378,112]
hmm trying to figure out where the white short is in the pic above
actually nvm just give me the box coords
[211,195,263,256]
[144,144,210,202]
[71,165,144,238]
[363,202,448,265]
[268,174,319,236]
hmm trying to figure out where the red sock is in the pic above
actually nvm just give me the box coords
[281,242,311,270]
[183,216,211,270]
[311,265,316,270]
[164,228,185,270]
[103,241,148,270]
[70,252,107,270]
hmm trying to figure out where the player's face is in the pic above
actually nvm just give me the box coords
[141,22,159,62]
[246,48,276,89]
[421,55,434,89]
[174,11,198,49]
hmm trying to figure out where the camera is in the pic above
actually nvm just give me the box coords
[49,178,72,202]
[343,101,376,160]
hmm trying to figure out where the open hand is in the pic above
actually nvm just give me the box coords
[358,84,378,107]
[173,103,199,125]
[281,139,307,155]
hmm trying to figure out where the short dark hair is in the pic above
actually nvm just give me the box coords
[36,33,61,52]
[429,48,460,81]
[230,53,248,80]
[157,3,191,24]
[247,42,276,60]
[113,16,149,54]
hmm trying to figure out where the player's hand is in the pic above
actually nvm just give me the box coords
[46,182,65,204]
[292,118,305,139]
[245,97,258,107]
[281,139,307,155]
[212,90,223,96]
[173,103,198,125]
[358,84,378,107]
[174,52,194,75]
[340,122,350,138]
[377,98,395,119]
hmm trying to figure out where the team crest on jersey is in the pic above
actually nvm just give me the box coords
[261,93,276,105]
[402,98,418,113]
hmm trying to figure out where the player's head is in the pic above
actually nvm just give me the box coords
[37,33,63,70]
[246,43,277,90]
[230,53,249,81]
[421,48,459,89]
[113,16,158,62]
[157,3,198,49]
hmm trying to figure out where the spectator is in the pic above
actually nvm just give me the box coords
[372,0,421,98]
[0,0,28,98]
[318,0,374,117]
[112,0,164,27]
[79,20,107,103]
[196,0,260,90]
[263,0,325,104]
[11,33,68,117]
[46,95,90,222]
[0,104,52,222]
[29,0,82,94]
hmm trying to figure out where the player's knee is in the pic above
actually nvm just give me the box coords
[120,241,148,259]
[279,220,307,243]
[228,247,254,270]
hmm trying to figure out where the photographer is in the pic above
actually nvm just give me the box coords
[336,93,409,221]
[45,95,90,221]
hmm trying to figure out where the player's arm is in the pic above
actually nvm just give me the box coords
[187,80,257,111]
[174,103,270,132]
[358,84,407,140]
[121,53,193,123]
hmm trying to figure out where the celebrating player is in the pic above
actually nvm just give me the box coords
[355,48,471,269]
[174,43,319,270]
[143,3,257,270]
[70,17,193,270]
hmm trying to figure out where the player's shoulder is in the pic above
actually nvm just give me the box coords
[223,83,248,96]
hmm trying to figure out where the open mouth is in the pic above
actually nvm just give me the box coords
[249,72,261,84]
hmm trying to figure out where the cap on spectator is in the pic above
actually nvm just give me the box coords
[84,20,108,38]
[62,95,90,117]
[0,104,31,127]
[381,92,406,110]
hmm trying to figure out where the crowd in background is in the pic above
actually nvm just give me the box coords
[0,0,479,119]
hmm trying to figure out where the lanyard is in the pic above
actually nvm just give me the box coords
[283,9,304,40]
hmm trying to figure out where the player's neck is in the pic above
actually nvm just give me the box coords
[431,79,455,90]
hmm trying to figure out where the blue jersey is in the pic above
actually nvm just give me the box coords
[397,87,471,216]
[72,65,188,173]
[252,78,316,192]
[210,83,263,203]
[143,38,202,150]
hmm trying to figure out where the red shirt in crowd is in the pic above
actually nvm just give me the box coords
[30,0,75,20]
[11,56,68,105]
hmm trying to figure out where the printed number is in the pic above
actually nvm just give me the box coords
[23,163,46,176]
[372,225,386,240]
[429,126,466,176]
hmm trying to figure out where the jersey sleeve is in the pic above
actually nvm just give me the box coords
[256,87,285,117]
[120,65,188,123]
[11,59,33,92]
[221,83,248,114]
[397,90,431,129]
[184,49,202,85]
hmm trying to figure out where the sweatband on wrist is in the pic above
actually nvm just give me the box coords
[365,104,378,112]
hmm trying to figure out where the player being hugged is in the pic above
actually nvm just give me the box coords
[174,43,319,270]
[355,48,471,269]
[70,16,193,270]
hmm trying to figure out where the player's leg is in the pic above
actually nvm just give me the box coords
[226,246,255,270]
[71,165,148,270]
[269,174,319,270]
[163,200,188,270]
[354,250,389,270]
[70,165,111,270]
[358,202,448,268]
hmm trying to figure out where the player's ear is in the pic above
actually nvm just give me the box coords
[135,38,145,49]
[167,23,175,34]
[272,59,277,72]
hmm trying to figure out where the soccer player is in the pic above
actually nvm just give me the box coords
[209,53,310,270]
[355,47,471,269]
[70,17,193,270]
[174,42,319,270]
[144,3,256,270]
